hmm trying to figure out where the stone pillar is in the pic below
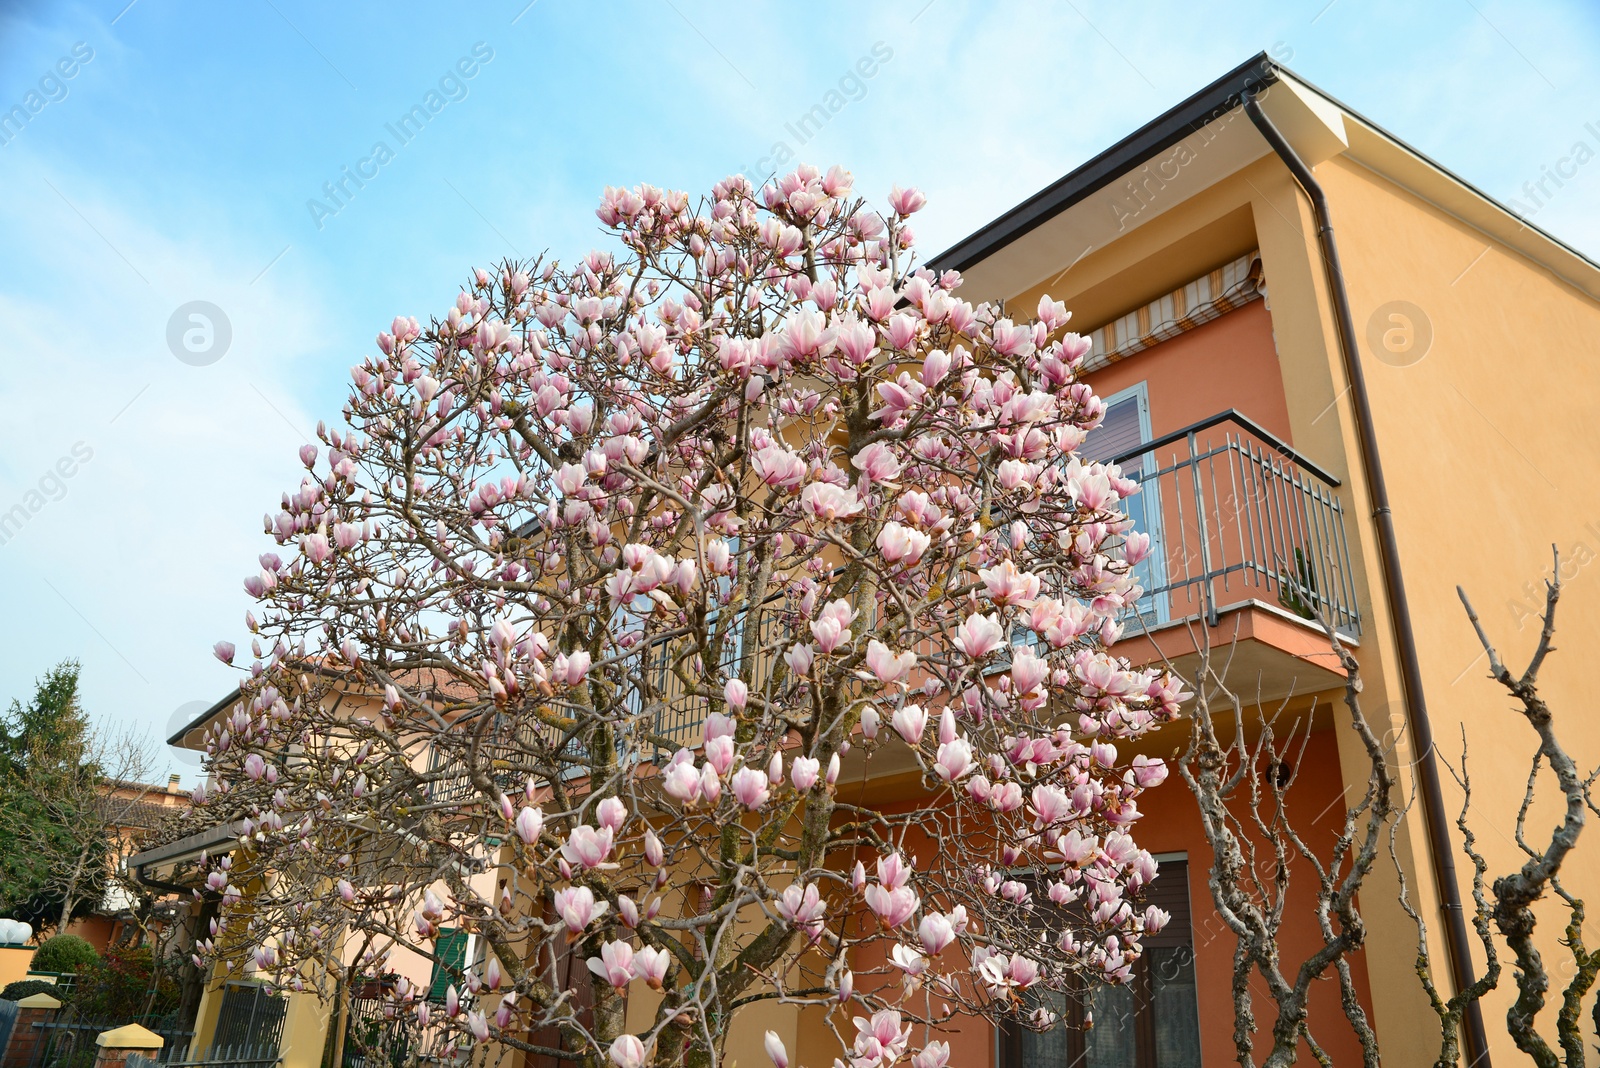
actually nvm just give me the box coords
[92,1023,165,1068]
[2,993,61,1068]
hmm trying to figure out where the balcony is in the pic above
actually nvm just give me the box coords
[1107,410,1361,699]
[427,410,1361,788]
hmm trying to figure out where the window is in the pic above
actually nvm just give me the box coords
[428,927,471,1001]
[1080,384,1167,626]
[1002,856,1200,1068]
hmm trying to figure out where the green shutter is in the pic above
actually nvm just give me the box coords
[428,928,469,1002]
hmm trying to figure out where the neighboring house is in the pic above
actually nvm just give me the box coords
[132,53,1600,1068]
[55,774,190,954]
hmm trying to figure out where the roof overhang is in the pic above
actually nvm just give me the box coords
[128,819,242,891]
[168,686,240,750]
[933,53,1600,306]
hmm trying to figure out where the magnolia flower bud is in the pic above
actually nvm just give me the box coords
[609,1035,647,1068]
[764,1032,788,1068]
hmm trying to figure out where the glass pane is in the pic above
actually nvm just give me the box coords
[1084,981,1138,1068]
[1015,990,1069,1068]
[1081,397,1146,466]
[1150,946,1202,1067]
[1081,395,1163,620]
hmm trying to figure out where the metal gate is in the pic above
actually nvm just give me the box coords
[176,982,287,1068]
[0,999,18,1061]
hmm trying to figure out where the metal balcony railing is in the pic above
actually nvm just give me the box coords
[632,603,793,750]
[419,414,1358,790]
[1109,410,1361,637]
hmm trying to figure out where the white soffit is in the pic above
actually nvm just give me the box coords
[958,78,1349,303]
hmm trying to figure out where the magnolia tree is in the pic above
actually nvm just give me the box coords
[183,165,1188,1068]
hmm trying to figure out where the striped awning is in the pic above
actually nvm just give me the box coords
[1082,251,1263,372]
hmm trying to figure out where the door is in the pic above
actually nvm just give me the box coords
[1002,856,1201,1067]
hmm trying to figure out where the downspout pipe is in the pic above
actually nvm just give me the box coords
[1243,91,1492,1067]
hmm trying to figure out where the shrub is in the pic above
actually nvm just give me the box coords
[1,978,65,1002]
[30,934,99,974]
[71,945,180,1020]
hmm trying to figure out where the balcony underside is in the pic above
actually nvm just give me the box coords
[1116,597,1352,705]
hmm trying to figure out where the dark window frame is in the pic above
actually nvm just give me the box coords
[998,856,1200,1068]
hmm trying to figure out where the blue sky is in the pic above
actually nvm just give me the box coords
[1,0,1596,783]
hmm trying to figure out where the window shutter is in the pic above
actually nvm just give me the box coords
[428,928,469,1002]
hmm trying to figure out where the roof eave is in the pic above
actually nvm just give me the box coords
[930,52,1279,274]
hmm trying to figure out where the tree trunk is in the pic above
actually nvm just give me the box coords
[56,846,91,933]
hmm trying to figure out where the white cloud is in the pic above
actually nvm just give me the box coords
[0,153,334,781]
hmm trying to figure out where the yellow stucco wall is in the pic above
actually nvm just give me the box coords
[988,144,1595,1063]
[1315,152,1600,1064]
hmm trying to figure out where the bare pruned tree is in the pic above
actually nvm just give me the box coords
[12,722,162,933]
[1397,550,1600,1068]
[1174,612,1390,1068]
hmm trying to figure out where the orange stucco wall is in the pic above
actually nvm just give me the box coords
[1083,296,1293,447]
[807,721,1374,1068]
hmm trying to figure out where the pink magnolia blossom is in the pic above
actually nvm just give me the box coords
[561,825,615,869]
[1124,530,1151,564]
[514,806,543,845]
[890,943,926,981]
[699,764,722,805]
[864,884,920,928]
[790,755,821,792]
[864,640,916,684]
[552,650,591,686]
[801,481,863,521]
[851,441,902,485]
[1011,646,1050,694]
[888,185,926,215]
[632,944,669,988]
[853,1009,911,1067]
[704,734,736,777]
[586,941,634,989]
[979,559,1041,606]
[609,1035,647,1068]
[776,882,827,940]
[753,445,807,489]
[933,737,974,780]
[596,797,628,832]
[304,532,331,565]
[1129,754,1168,788]
[554,886,607,934]
[876,521,932,567]
[892,704,928,745]
[877,852,911,890]
[918,912,956,955]
[662,761,702,805]
[731,767,771,810]
[953,613,1005,658]
[810,599,856,654]
[785,643,815,676]
[764,1031,789,1068]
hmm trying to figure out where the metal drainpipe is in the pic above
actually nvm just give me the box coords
[1243,91,1492,1067]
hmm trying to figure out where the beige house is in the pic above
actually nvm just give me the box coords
[134,52,1600,1068]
